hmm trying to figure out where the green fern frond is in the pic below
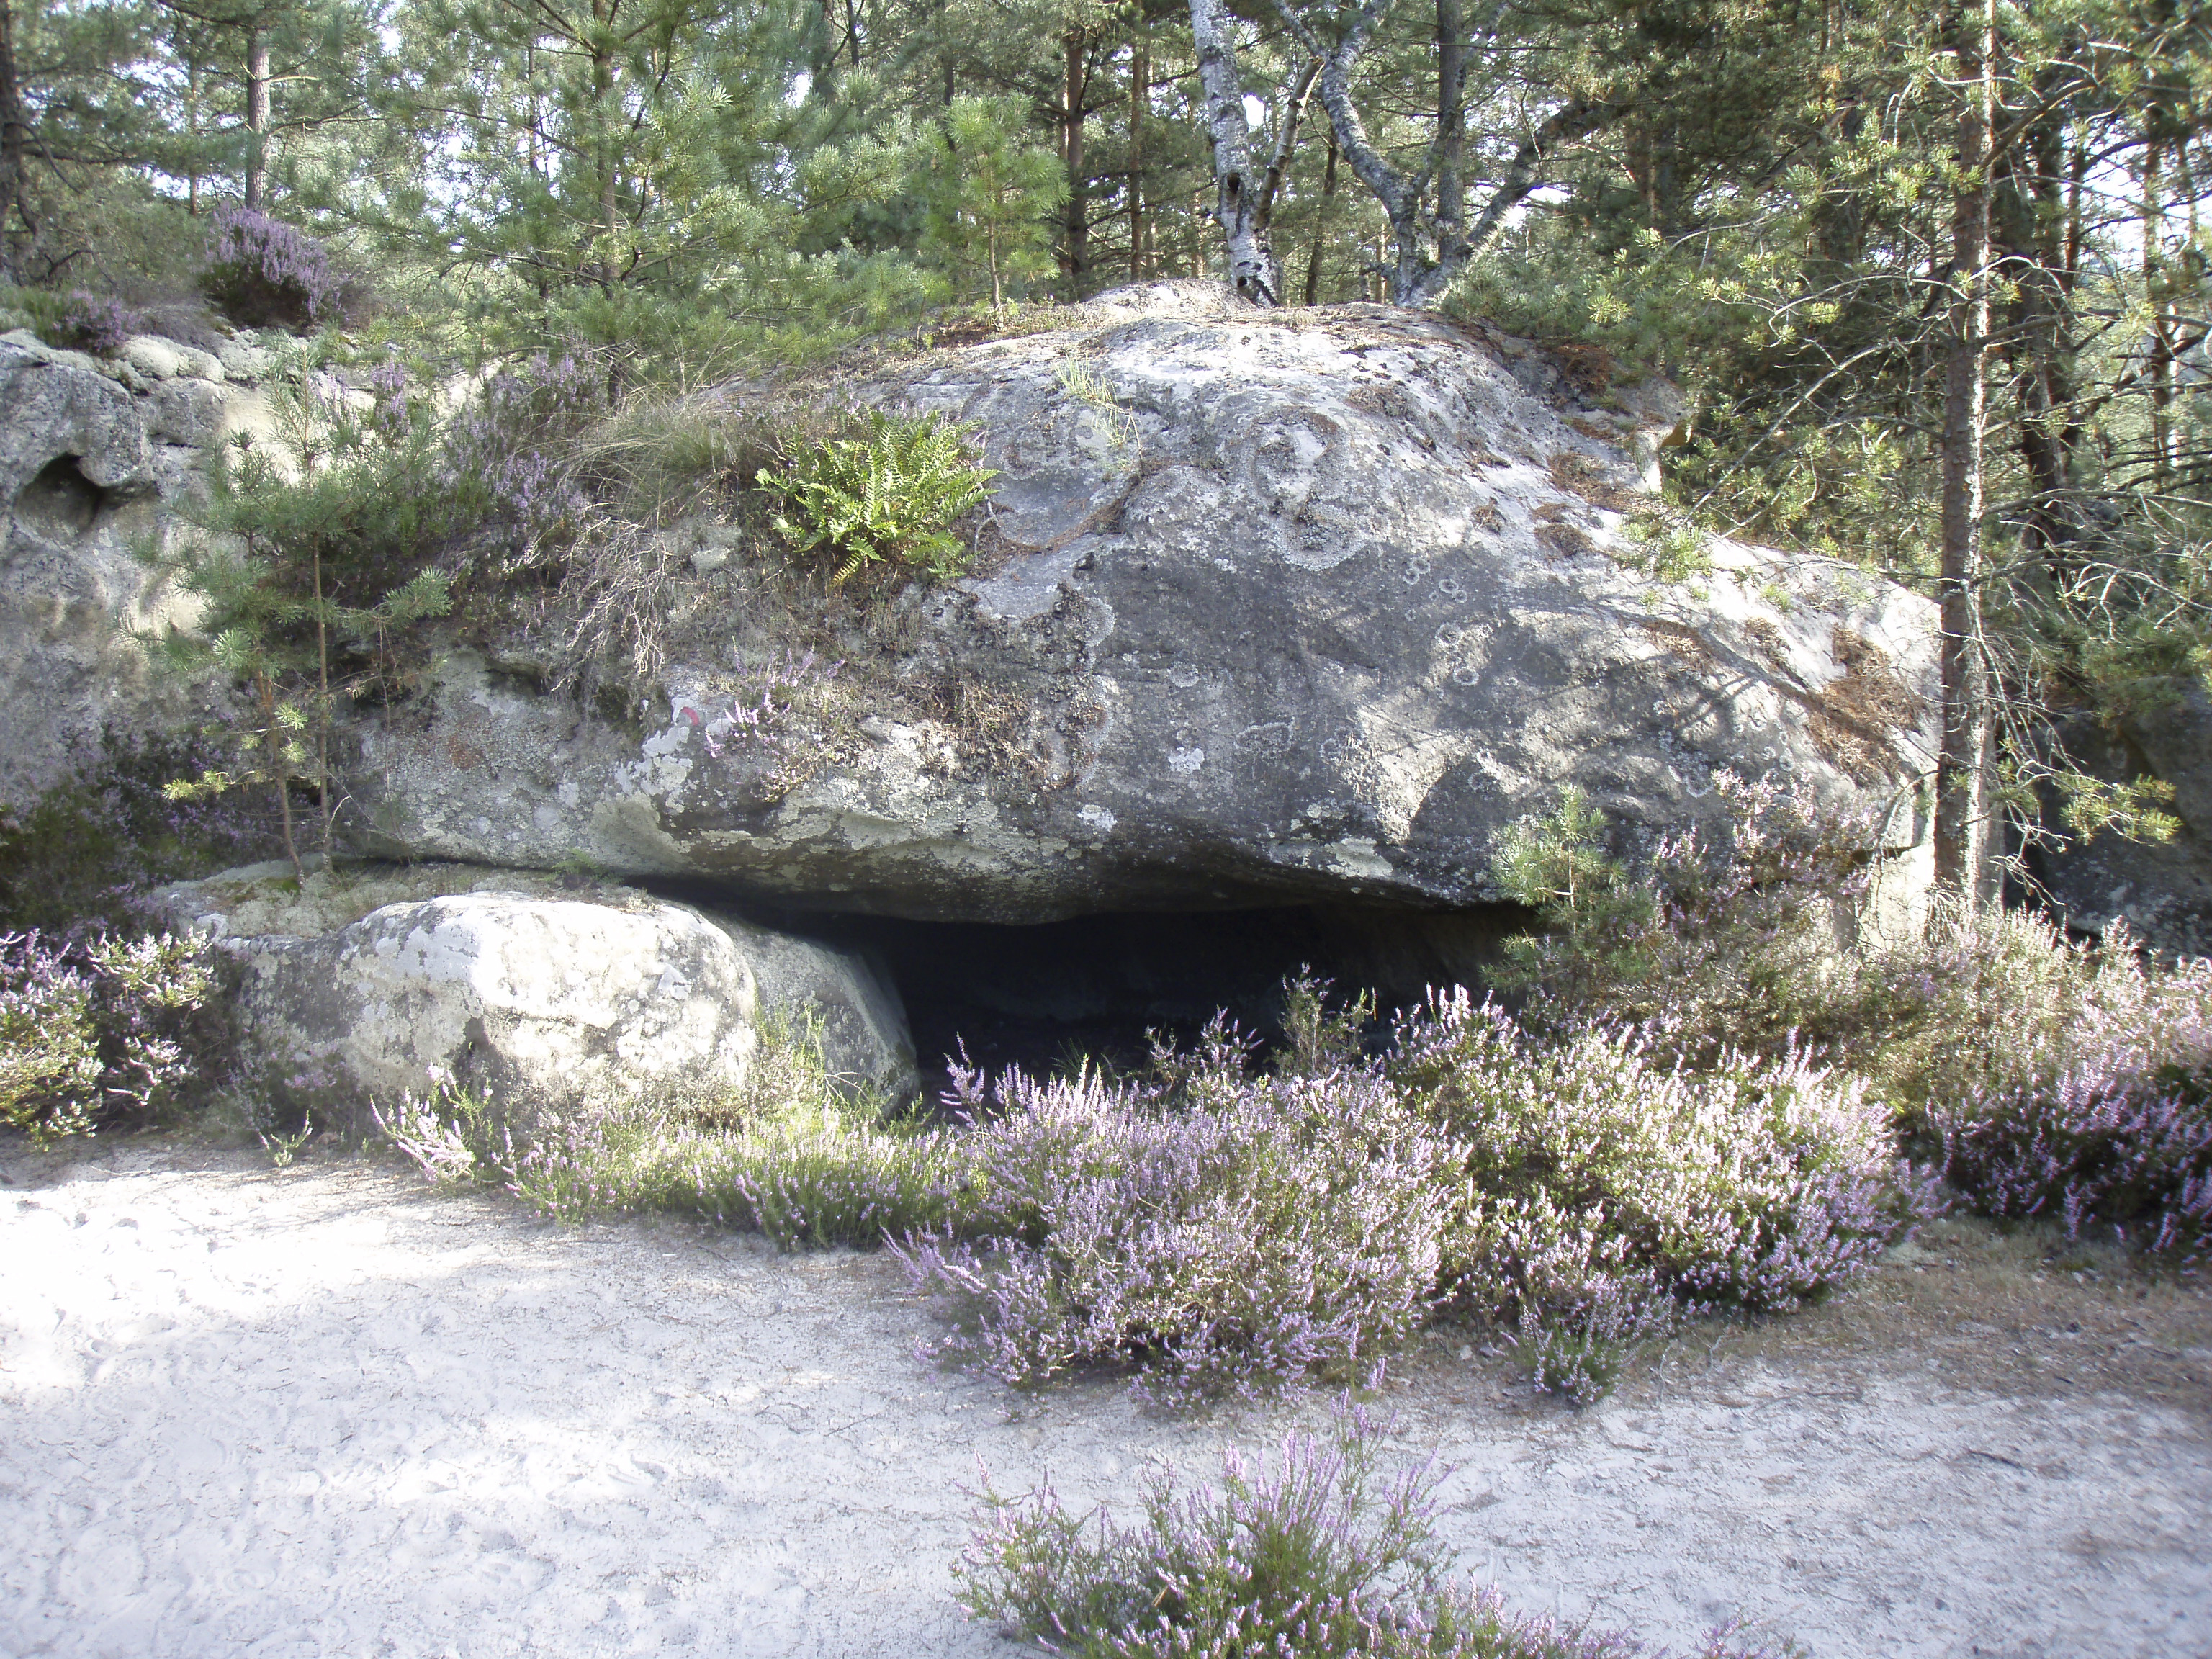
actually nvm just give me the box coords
[756,409,994,585]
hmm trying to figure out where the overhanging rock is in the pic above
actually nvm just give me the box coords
[343,285,1941,922]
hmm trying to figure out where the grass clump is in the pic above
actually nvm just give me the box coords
[378,1012,964,1249]
[961,1404,1787,1658]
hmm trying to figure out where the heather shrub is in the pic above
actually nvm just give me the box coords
[1834,899,2145,1112]
[1921,943,2212,1253]
[199,208,356,331]
[1491,781,2212,1262]
[442,351,606,558]
[0,930,219,1146]
[1491,773,1872,1063]
[960,1406,1786,1659]
[899,1027,1461,1406]
[1390,990,1931,1401]
[4,285,143,355]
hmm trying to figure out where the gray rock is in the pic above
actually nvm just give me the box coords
[121,334,185,381]
[0,333,213,807]
[346,287,1942,922]
[153,860,917,1110]
[214,331,276,382]
[2039,685,2212,956]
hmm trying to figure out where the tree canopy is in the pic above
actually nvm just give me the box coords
[0,0,2207,899]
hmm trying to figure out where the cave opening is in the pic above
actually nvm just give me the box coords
[13,454,109,544]
[741,900,1529,1102]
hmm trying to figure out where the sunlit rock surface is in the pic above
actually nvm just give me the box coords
[346,284,1942,922]
[150,861,917,1110]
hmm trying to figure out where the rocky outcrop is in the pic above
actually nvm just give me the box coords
[346,284,1941,922]
[150,861,917,1111]
[2039,684,2212,957]
[0,326,289,808]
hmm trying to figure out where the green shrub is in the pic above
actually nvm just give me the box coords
[0,729,280,936]
[756,408,994,585]
[1490,773,1871,1063]
[1,931,220,1146]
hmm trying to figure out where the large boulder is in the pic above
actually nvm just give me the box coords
[150,862,917,1111]
[344,286,1940,922]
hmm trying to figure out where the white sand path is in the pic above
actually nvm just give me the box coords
[2,1143,2206,1659]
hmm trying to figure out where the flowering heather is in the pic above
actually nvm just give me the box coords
[681,649,845,755]
[1397,991,1932,1310]
[441,353,602,551]
[1929,950,2212,1253]
[200,208,351,331]
[0,930,216,1145]
[899,1030,1460,1406]
[961,1406,1789,1658]
[31,289,143,356]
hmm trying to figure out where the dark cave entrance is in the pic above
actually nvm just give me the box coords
[13,454,110,544]
[753,902,1529,1103]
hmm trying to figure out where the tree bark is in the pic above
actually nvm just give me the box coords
[1128,16,1147,280]
[1187,0,1280,304]
[0,0,27,271]
[1304,125,1338,304]
[1061,30,1088,295]
[244,24,270,211]
[1276,0,1609,305]
[1935,0,1997,904]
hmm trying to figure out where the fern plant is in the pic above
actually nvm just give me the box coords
[757,409,994,585]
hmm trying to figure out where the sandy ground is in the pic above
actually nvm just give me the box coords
[3,1141,2208,1659]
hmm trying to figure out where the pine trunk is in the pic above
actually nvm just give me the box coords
[1304,127,1338,305]
[1128,19,1146,280]
[244,27,270,212]
[1935,0,1997,904]
[1062,32,1088,296]
[0,0,24,272]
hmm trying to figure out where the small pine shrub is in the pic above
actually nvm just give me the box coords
[960,1404,1788,1659]
[1491,773,1873,1062]
[757,408,994,585]
[0,930,220,1146]
[199,208,355,331]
